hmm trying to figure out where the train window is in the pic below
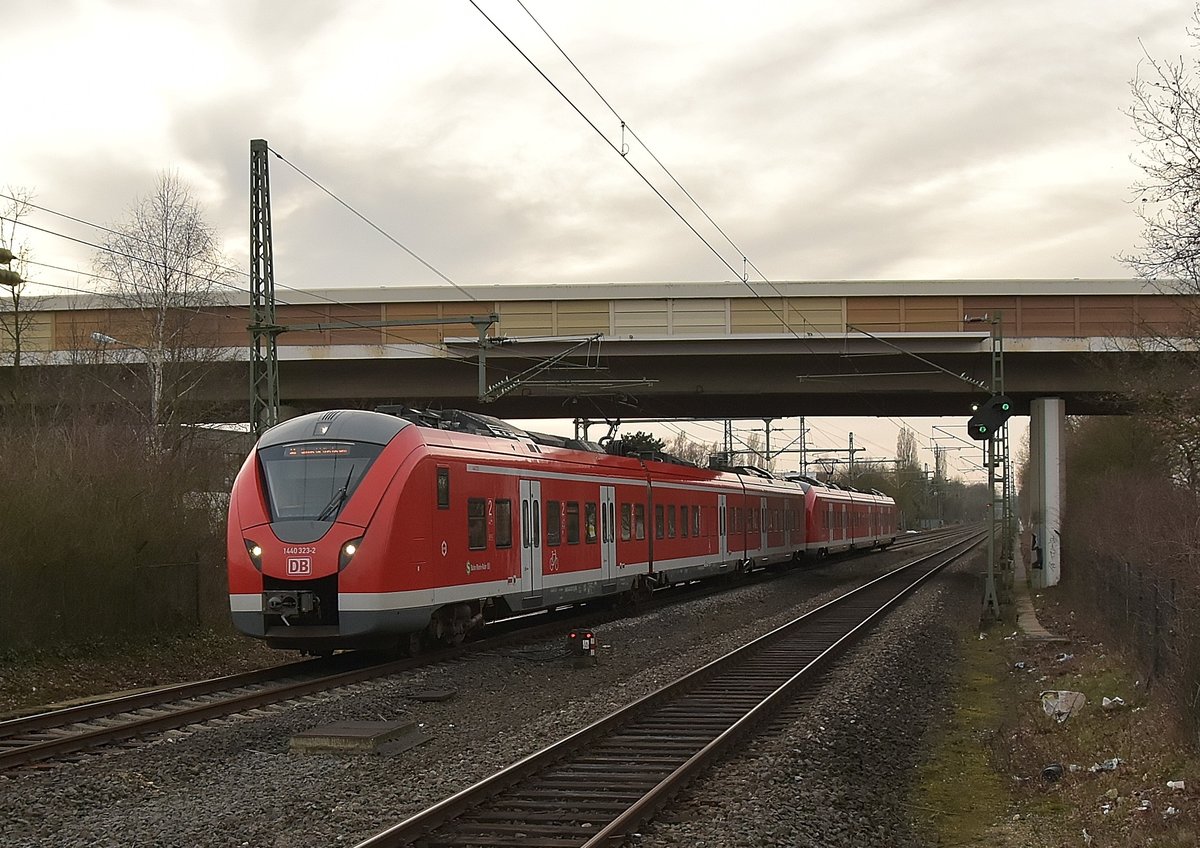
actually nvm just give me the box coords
[655,504,664,539]
[667,505,676,538]
[634,504,646,540]
[496,499,512,548]
[532,500,540,548]
[620,503,632,541]
[546,500,562,546]
[259,441,383,522]
[585,502,598,543]
[680,505,688,538]
[522,500,530,548]
[436,467,450,509]
[467,498,487,550]
[566,501,580,545]
[734,507,742,533]
[693,505,701,537]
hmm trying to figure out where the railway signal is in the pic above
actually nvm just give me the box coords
[967,394,1013,440]
[0,247,21,287]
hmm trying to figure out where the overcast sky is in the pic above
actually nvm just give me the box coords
[4,0,1193,480]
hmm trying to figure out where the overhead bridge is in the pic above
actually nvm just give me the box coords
[3,278,1189,420]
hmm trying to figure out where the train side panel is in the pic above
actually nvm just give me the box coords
[228,409,892,653]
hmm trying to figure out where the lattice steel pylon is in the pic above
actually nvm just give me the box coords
[249,139,282,437]
[982,313,1012,618]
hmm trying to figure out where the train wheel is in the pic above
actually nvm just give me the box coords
[620,578,653,612]
[406,631,426,656]
[429,603,483,647]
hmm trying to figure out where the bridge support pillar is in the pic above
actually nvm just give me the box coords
[1028,397,1065,589]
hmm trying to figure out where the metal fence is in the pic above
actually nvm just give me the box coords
[1071,555,1186,688]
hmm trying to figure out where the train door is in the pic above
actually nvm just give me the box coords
[600,485,617,582]
[519,479,543,597]
[718,494,728,562]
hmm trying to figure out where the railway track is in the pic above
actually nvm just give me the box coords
[0,652,415,771]
[0,529,963,774]
[0,584,744,771]
[353,530,983,848]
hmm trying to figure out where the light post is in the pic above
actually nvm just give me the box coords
[91,331,122,347]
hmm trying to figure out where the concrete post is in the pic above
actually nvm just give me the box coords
[1029,398,1065,588]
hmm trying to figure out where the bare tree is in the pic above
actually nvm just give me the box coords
[92,172,234,445]
[1124,11,1200,302]
[893,426,929,528]
[666,429,719,466]
[738,431,770,470]
[1121,9,1200,491]
[0,187,40,371]
[896,426,921,472]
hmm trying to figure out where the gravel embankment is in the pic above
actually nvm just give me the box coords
[0,546,979,848]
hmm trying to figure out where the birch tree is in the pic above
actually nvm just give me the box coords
[92,172,233,446]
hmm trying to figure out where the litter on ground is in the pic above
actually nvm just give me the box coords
[1041,690,1086,722]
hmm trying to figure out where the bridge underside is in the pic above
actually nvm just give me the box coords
[231,338,1155,421]
[0,337,1167,423]
[266,350,1131,420]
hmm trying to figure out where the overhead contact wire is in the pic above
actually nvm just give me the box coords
[4,215,530,379]
[2,211,515,373]
[265,147,478,303]
[510,0,826,342]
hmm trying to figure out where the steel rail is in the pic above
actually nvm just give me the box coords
[0,528,962,773]
[0,647,455,771]
[352,530,983,847]
[0,656,339,735]
[0,564,780,772]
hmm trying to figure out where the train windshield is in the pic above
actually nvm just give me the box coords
[258,441,383,522]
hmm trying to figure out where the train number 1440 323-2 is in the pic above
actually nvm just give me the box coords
[283,546,317,555]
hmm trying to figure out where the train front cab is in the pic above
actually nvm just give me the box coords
[227,411,430,652]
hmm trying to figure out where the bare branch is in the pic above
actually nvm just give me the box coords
[91,172,236,446]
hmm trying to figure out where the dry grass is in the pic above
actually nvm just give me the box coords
[0,627,279,717]
[915,587,1200,846]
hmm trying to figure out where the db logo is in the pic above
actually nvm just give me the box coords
[286,557,312,576]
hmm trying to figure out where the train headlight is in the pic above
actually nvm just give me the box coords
[339,537,363,571]
[245,539,264,571]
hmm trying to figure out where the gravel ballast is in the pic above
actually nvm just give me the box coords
[1,546,981,847]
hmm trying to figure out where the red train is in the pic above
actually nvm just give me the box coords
[227,408,897,652]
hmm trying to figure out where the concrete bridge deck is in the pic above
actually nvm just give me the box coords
[2,279,1190,420]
